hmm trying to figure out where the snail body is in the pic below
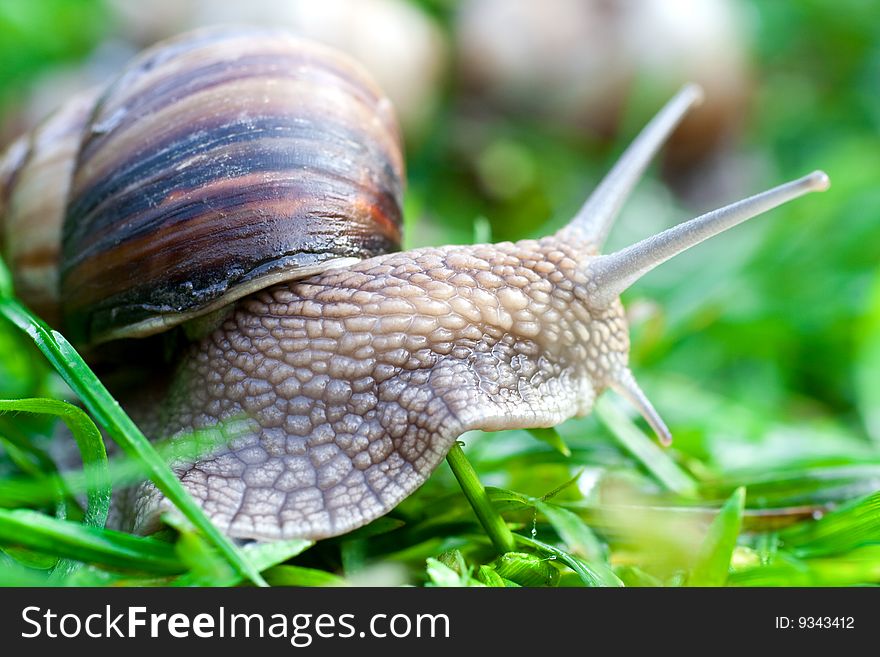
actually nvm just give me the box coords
[0,29,829,541]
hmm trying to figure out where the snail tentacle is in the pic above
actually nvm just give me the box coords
[608,367,672,446]
[563,83,704,247]
[585,170,830,307]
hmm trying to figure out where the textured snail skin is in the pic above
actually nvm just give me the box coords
[122,147,830,540]
[129,235,627,540]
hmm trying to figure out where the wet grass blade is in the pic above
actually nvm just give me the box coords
[688,487,746,586]
[0,291,266,586]
[489,551,560,586]
[516,534,624,587]
[0,508,184,574]
[476,564,509,587]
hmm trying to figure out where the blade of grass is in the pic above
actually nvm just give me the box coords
[0,292,266,586]
[264,564,345,587]
[487,486,535,509]
[489,551,560,586]
[0,558,52,586]
[0,398,109,529]
[0,257,11,298]
[688,486,746,586]
[730,546,880,587]
[0,420,246,509]
[0,416,78,521]
[614,565,664,587]
[540,467,587,501]
[595,396,698,497]
[0,423,82,576]
[160,513,235,586]
[426,557,485,587]
[729,550,810,587]
[0,508,183,573]
[786,545,880,586]
[476,564,509,587]
[855,270,880,442]
[536,501,605,561]
[515,533,624,587]
[0,437,69,519]
[702,462,880,507]
[446,442,516,554]
[166,532,314,586]
[2,545,59,570]
[778,490,880,558]
[244,539,314,572]
[526,427,571,457]
[0,416,64,474]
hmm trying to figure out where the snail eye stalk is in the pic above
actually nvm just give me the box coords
[586,170,830,307]
[562,83,704,246]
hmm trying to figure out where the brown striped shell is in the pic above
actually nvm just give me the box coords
[49,28,404,346]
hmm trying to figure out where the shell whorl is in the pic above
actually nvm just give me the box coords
[59,27,405,346]
[0,89,99,325]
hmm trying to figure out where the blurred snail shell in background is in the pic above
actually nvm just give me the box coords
[455,0,753,167]
[108,0,448,138]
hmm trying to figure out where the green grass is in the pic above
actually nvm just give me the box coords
[1,254,878,589]
[1,280,878,586]
[1,0,879,587]
[0,273,265,586]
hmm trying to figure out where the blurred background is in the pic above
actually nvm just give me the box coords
[1,0,879,586]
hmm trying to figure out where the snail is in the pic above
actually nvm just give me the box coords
[0,28,829,542]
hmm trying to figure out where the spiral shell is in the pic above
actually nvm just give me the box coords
[58,28,405,345]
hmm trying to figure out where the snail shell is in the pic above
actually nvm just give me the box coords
[0,89,99,325]
[6,27,405,346]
